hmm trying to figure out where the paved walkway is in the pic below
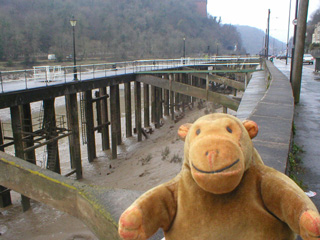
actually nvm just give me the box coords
[239,59,319,240]
[274,59,320,211]
[236,70,267,120]
[237,61,294,173]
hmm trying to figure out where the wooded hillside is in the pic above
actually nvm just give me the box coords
[236,25,286,55]
[0,0,244,65]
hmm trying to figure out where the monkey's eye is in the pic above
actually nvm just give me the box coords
[196,129,201,135]
[226,126,232,133]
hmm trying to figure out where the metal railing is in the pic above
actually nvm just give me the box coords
[0,56,261,93]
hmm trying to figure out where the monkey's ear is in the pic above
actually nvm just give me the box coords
[242,120,258,139]
[178,123,192,141]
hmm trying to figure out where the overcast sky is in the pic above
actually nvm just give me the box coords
[207,0,320,43]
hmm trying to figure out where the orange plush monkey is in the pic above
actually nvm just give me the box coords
[119,113,320,240]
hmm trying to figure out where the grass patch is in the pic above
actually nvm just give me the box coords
[170,154,182,163]
[288,142,307,190]
[140,154,152,165]
[161,147,170,161]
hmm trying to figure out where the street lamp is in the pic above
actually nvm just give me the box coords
[70,16,78,80]
[183,37,186,64]
[286,0,292,65]
[265,9,271,59]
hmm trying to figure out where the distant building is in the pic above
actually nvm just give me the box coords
[312,22,320,44]
[195,0,207,18]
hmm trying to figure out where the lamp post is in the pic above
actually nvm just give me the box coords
[286,0,292,65]
[183,37,186,64]
[265,9,271,59]
[70,16,77,80]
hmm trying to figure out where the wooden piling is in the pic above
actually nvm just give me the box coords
[0,121,4,152]
[124,82,132,138]
[21,104,36,164]
[84,91,96,162]
[110,85,118,159]
[169,74,175,120]
[0,119,12,208]
[143,83,150,128]
[223,106,228,113]
[180,74,185,113]
[43,98,61,173]
[116,85,122,145]
[174,74,180,111]
[151,85,156,123]
[190,75,196,107]
[65,93,83,179]
[10,105,30,211]
[0,185,11,208]
[99,88,110,151]
[187,74,192,106]
[95,91,102,130]
[164,85,169,117]
[206,74,209,101]
[155,87,160,129]
[134,81,142,141]
[159,87,163,119]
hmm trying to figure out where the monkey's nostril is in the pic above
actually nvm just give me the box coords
[205,151,209,156]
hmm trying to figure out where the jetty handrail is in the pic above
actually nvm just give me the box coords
[0,56,261,94]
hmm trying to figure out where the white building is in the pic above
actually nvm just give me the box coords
[312,22,320,44]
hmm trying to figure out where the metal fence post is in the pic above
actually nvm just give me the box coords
[25,70,28,89]
[45,69,48,86]
[64,67,67,83]
[0,72,3,93]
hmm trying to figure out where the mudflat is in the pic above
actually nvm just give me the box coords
[0,103,232,240]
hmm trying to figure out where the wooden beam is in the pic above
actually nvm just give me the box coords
[136,75,240,111]
[23,132,72,152]
[190,72,245,91]
[0,75,133,109]
[136,69,259,75]
[0,151,121,240]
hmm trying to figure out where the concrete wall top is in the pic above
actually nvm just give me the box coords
[237,61,294,173]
